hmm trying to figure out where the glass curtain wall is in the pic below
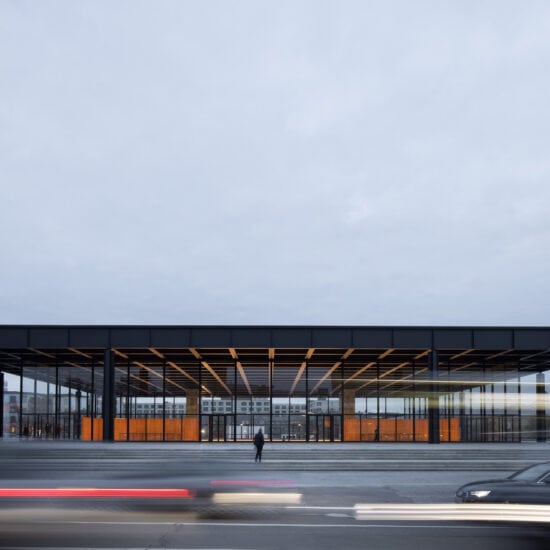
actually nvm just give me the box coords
[442,365,550,443]
[7,363,93,440]
[346,359,432,442]
[119,360,194,442]
[3,357,549,443]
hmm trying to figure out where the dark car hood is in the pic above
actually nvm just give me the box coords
[457,479,521,492]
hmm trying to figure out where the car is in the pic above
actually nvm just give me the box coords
[456,462,550,504]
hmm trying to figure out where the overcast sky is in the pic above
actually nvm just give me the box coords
[1,1,549,326]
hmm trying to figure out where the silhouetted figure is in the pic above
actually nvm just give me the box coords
[254,429,264,462]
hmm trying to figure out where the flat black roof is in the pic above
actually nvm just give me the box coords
[2,325,549,398]
[1,325,550,349]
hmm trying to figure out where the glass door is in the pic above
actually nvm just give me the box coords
[202,415,228,442]
[309,415,341,441]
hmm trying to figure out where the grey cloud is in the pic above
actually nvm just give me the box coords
[1,1,550,325]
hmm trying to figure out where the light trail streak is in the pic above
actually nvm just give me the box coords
[0,488,195,498]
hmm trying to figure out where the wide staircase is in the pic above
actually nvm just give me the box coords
[2,440,550,472]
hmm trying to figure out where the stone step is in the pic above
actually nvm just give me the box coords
[2,441,550,472]
[3,451,550,458]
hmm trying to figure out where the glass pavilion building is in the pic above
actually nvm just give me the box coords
[1,325,549,443]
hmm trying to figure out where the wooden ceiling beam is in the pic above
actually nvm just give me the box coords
[356,361,410,391]
[68,348,94,360]
[189,348,232,395]
[309,349,355,395]
[229,348,252,395]
[289,348,315,395]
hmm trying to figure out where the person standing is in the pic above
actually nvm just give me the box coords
[254,428,265,462]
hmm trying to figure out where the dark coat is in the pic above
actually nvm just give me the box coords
[254,431,264,448]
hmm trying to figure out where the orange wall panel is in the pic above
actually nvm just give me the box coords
[361,418,377,441]
[379,418,397,441]
[415,418,429,441]
[344,418,379,441]
[81,417,91,441]
[344,418,360,441]
[81,417,104,441]
[396,419,414,441]
[182,418,199,441]
[451,417,460,442]
[439,418,461,442]
[340,417,458,442]
[81,415,459,443]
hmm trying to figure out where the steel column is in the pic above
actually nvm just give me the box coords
[0,371,4,438]
[536,371,547,443]
[75,389,81,440]
[33,376,38,437]
[517,365,522,442]
[162,361,166,441]
[233,361,237,442]
[305,360,309,441]
[375,361,380,441]
[102,350,115,442]
[269,356,273,442]
[340,361,345,442]
[19,361,23,437]
[412,361,416,441]
[428,350,440,444]
[91,360,95,441]
[126,361,130,441]
[54,364,59,439]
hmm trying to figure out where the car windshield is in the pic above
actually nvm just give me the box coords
[508,463,550,482]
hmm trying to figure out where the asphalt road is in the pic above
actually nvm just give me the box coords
[0,441,549,549]
[0,505,548,550]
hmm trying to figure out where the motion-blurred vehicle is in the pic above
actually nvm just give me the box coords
[456,462,550,504]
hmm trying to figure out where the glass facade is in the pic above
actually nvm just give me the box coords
[2,347,549,443]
